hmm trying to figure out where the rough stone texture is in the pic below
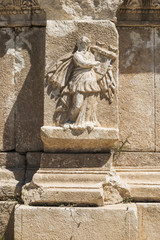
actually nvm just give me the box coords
[15,27,45,152]
[25,152,41,184]
[14,204,138,240]
[113,152,160,201]
[41,126,119,152]
[137,203,160,240]
[114,152,160,167]
[44,20,119,152]
[40,152,111,168]
[155,28,160,151]
[0,152,25,197]
[118,27,155,151]
[0,201,16,240]
[0,28,16,151]
[39,0,123,20]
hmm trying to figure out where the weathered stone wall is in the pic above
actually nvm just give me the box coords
[0,1,46,237]
[1,0,160,239]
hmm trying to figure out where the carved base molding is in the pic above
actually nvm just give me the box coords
[116,167,160,201]
[22,168,108,206]
[41,126,119,152]
[22,153,129,206]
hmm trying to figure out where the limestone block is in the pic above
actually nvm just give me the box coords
[15,27,45,152]
[41,126,119,152]
[118,27,155,151]
[25,152,41,183]
[22,153,129,206]
[137,203,160,240]
[0,28,16,151]
[0,201,16,240]
[113,152,160,201]
[38,0,123,20]
[14,204,138,240]
[155,28,160,151]
[0,152,25,197]
[40,152,111,168]
[114,152,160,167]
[43,20,119,152]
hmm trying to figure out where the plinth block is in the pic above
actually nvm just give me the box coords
[41,126,119,152]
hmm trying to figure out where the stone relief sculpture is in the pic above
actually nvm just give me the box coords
[46,36,117,131]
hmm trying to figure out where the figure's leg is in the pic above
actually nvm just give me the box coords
[70,93,84,122]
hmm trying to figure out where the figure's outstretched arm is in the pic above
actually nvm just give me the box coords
[73,52,100,69]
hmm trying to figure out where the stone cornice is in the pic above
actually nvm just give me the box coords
[117,0,160,25]
[0,0,46,27]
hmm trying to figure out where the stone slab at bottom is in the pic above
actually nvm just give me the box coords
[41,126,119,152]
[137,203,160,240]
[0,201,16,239]
[14,204,138,240]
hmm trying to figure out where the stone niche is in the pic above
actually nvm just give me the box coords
[41,20,119,152]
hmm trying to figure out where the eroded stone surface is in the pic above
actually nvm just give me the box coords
[118,27,155,151]
[14,204,138,240]
[0,28,16,151]
[43,20,119,152]
[15,27,45,152]
[114,152,160,167]
[39,0,123,20]
[0,152,25,197]
[137,203,160,240]
[155,28,160,151]
[0,201,16,240]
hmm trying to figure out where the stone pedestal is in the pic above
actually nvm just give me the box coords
[22,153,129,206]
[41,126,119,152]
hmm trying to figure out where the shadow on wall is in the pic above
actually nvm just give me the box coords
[1,26,46,153]
[0,25,46,240]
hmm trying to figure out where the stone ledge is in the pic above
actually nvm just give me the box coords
[116,167,160,201]
[41,126,119,152]
[0,13,46,27]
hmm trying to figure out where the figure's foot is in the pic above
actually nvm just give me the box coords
[70,123,86,130]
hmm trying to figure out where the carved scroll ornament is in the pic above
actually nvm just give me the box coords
[46,36,117,131]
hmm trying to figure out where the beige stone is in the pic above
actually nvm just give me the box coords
[22,167,129,206]
[39,0,123,21]
[118,27,155,151]
[155,28,160,151]
[116,167,160,201]
[0,201,16,240]
[0,28,16,151]
[14,204,138,240]
[25,152,41,184]
[43,20,119,152]
[113,152,160,201]
[41,126,119,152]
[22,153,129,206]
[0,152,25,197]
[40,152,111,168]
[137,203,160,240]
[15,27,45,152]
[114,152,160,167]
